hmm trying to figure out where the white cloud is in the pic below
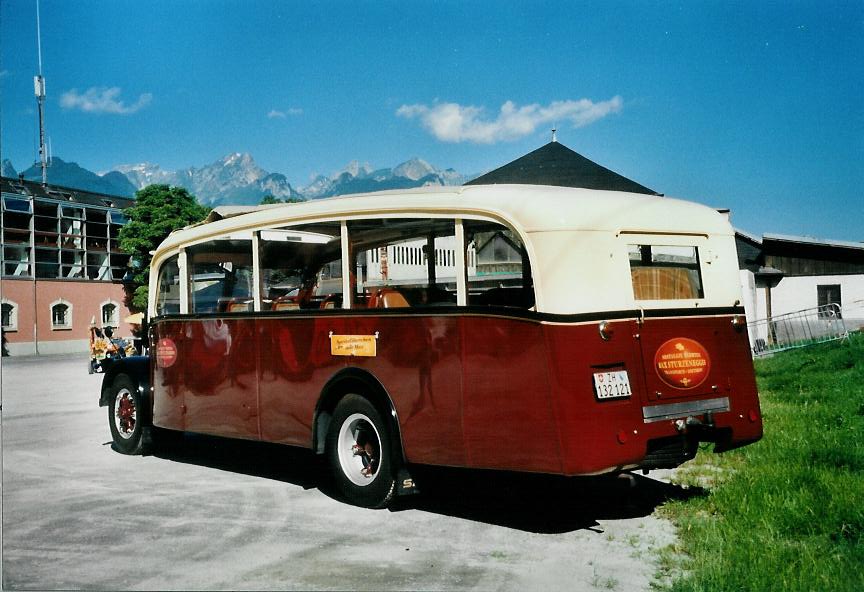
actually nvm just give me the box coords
[60,87,152,115]
[268,107,303,119]
[396,97,623,143]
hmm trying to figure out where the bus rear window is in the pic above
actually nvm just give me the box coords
[628,244,704,300]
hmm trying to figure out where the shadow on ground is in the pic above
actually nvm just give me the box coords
[147,431,705,534]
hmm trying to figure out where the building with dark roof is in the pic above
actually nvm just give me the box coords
[466,140,660,195]
[1,176,135,355]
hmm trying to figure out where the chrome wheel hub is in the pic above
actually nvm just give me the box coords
[337,413,381,486]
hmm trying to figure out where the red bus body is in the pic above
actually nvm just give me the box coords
[151,309,761,476]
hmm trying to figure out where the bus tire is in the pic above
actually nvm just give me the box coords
[326,394,397,508]
[108,374,148,455]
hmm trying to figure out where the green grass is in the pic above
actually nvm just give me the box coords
[658,334,864,592]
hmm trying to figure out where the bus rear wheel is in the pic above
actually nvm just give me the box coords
[326,394,397,508]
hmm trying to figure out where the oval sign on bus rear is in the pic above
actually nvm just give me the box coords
[156,338,178,368]
[654,338,710,390]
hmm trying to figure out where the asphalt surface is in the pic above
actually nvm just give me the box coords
[1,354,689,591]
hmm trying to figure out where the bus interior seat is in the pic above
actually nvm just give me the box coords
[272,297,300,311]
[225,299,252,312]
[367,288,410,309]
[319,295,341,309]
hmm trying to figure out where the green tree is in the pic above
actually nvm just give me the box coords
[119,185,210,311]
[260,194,306,205]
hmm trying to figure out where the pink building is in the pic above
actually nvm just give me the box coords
[1,177,134,355]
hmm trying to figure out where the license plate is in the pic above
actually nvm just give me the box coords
[593,370,633,400]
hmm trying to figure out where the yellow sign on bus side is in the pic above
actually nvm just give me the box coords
[330,334,377,357]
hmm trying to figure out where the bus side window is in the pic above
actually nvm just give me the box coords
[258,223,342,311]
[349,218,458,308]
[187,239,254,313]
[464,220,534,309]
[155,254,181,316]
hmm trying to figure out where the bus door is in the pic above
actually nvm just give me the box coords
[181,241,260,439]
[152,319,187,431]
[151,255,186,431]
[627,242,734,411]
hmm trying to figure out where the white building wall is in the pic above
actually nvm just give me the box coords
[770,274,864,330]
[738,270,760,323]
[739,271,864,351]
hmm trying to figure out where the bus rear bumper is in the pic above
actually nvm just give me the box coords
[559,398,763,476]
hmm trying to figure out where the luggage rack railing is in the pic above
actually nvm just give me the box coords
[748,303,848,357]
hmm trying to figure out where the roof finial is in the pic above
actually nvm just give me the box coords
[551,127,557,143]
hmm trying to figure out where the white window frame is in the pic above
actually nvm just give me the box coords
[50,298,73,330]
[100,299,120,327]
[1,299,18,332]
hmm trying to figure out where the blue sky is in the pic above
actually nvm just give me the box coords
[1,0,862,241]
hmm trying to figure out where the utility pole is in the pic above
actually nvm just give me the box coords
[33,0,46,354]
[34,0,48,185]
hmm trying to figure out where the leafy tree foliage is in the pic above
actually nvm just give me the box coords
[119,185,210,311]
[260,194,305,205]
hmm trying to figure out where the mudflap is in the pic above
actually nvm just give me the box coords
[396,467,420,497]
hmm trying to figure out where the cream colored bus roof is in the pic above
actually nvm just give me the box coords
[155,184,731,257]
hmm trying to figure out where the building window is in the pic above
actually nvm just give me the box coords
[1,300,18,332]
[817,284,842,319]
[101,301,119,327]
[50,300,73,330]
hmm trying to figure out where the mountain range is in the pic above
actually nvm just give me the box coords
[4,157,138,196]
[2,153,470,205]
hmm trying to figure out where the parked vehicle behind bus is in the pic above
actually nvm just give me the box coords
[99,184,762,507]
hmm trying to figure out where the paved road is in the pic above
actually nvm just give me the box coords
[1,354,684,591]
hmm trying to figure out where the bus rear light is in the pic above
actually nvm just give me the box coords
[616,430,628,444]
[748,409,759,423]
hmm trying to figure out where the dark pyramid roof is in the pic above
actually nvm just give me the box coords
[465,141,660,195]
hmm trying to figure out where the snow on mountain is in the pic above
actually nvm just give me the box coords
[338,160,374,179]
[300,157,467,199]
[112,162,175,189]
[392,157,436,181]
[112,153,300,205]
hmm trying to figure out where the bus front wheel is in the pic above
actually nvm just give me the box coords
[326,394,397,508]
[108,374,148,455]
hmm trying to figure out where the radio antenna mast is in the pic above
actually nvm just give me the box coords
[34,0,48,185]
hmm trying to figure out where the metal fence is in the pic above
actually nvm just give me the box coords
[748,303,849,357]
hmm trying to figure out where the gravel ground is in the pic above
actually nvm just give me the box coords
[1,354,685,591]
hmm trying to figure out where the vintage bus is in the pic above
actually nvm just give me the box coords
[100,184,762,507]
